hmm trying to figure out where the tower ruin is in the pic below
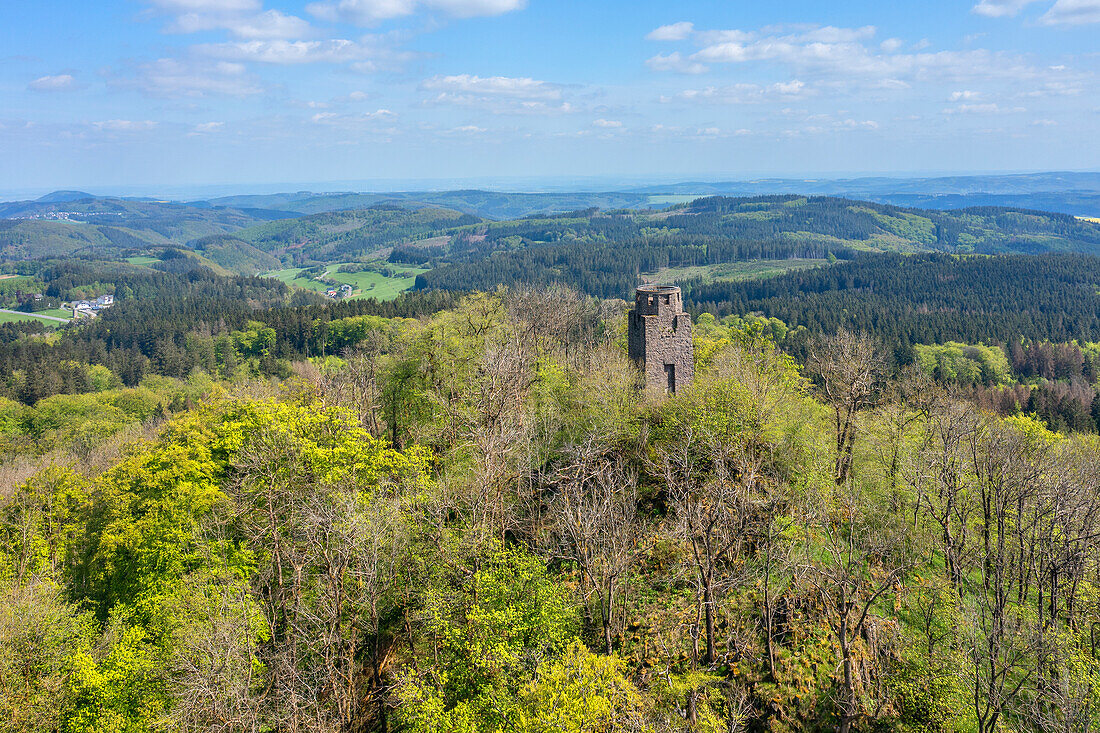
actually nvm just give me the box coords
[628,284,694,394]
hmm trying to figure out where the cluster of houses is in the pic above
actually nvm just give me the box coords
[70,293,115,319]
[324,283,355,299]
[14,290,45,305]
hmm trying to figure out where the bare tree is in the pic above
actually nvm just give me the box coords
[548,438,646,653]
[756,491,795,683]
[332,337,388,437]
[964,420,1049,733]
[652,428,756,667]
[165,572,264,733]
[868,364,938,514]
[229,424,411,733]
[907,398,982,593]
[808,330,887,485]
[802,490,911,733]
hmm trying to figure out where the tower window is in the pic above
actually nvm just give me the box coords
[664,363,676,393]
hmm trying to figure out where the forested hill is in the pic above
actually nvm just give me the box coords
[686,252,1100,349]
[234,205,481,265]
[5,193,1100,274]
[0,196,295,260]
[412,195,1100,298]
[673,195,1100,254]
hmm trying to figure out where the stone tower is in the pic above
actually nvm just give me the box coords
[628,284,694,394]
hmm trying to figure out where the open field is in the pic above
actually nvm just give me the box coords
[0,275,38,286]
[125,256,162,267]
[642,258,831,285]
[1078,216,1100,224]
[0,310,67,327]
[263,262,428,301]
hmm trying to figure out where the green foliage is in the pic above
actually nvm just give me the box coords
[237,205,478,264]
[64,624,165,733]
[397,544,579,733]
[3,283,1100,733]
[913,341,1011,385]
[0,575,95,733]
[191,235,281,275]
[515,642,653,733]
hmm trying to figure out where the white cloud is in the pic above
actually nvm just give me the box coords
[27,74,77,91]
[665,80,814,105]
[944,102,1026,114]
[798,25,877,43]
[312,108,395,123]
[1040,0,1100,24]
[772,80,807,95]
[112,58,263,97]
[193,121,225,132]
[880,38,904,52]
[307,109,398,133]
[93,119,158,132]
[197,39,387,64]
[421,74,563,105]
[145,0,313,40]
[423,74,561,99]
[972,0,1040,16]
[680,23,1060,89]
[646,52,707,75]
[306,0,525,25]
[646,22,694,41]
[593,118,622,128]
[167,9,312,39]
[838,118,879,129]
[1015,79,1084,97]
[972,0,1100,23]
[950,90,981,101]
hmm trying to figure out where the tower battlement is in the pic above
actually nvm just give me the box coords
[628,285,694,394]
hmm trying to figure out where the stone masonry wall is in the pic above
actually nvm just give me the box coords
[628,285,694,394]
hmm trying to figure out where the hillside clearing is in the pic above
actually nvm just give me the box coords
[642,258,831,286]
[263,262,427,301]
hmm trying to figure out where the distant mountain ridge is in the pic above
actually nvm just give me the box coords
[10,172,1100,224]
[34,190,97,203]
[623,171,1100,196]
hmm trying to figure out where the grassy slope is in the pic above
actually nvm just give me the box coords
[646,259,830,284]
[264,263,427,301]
[0,311,66,327]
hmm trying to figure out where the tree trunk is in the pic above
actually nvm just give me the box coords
[704,575,717,665]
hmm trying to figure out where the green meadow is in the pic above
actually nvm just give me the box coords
[263,262,428,301]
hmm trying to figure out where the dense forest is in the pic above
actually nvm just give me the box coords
[411,197,1100,298]
[686,252,1100,346]
[8,253,1100,429]
[6,195,1100,273]
[4,287,1100,732]
[5,192,1100,732]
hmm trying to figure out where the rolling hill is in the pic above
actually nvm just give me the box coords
[0,194,297,260]
[412,195,1100,298]
[202,189,658,219]
[235,205,481,264]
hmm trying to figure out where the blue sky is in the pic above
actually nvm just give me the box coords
[2,0,1099,193]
